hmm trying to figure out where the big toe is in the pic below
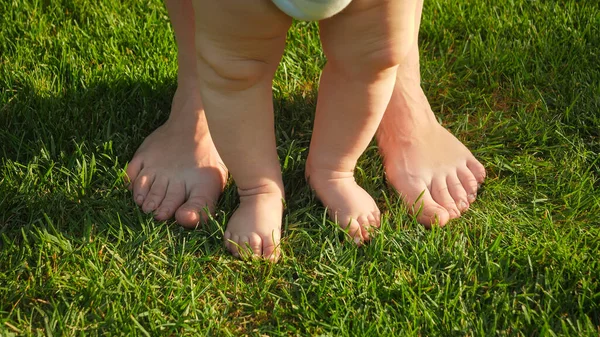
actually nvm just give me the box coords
[336,216,364,245]
[417,202,451,228]
[175,196,215,228]
[175,178,223,227]
[261,235,281,262]
[403,184,451,227]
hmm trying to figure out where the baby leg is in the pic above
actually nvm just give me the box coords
[306,0,407,243]
[191,0,292,260]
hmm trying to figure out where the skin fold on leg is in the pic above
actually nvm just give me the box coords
[191,0,292,261]
[376,0,486,227]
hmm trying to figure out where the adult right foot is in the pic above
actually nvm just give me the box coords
[376,74,486,227]
[126,85,228,228]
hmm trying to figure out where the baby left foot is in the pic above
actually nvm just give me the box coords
[306,164,381,243]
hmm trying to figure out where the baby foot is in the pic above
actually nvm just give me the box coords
[306,165,381,243]
[377,78,486,227]
[126,85,227,227]
[223,184,284,261]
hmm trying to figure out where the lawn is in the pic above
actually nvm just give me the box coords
[1,0,599,335]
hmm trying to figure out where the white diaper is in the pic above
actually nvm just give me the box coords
[271,0,352,21]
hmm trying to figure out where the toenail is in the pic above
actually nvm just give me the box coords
[468,193,476,202]
[146,201,155,210]
[354,237,361,245]
[136,195,144,204]
[458,200,468,211]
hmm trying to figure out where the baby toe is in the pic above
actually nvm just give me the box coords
[238,235,253,259]
[357,215,372,241]
[372,210,381,227]
[228,234,241,257]
[261,235,280,262]
[249,234,263,257]
[223,231,232,251]
[345,219,364,245]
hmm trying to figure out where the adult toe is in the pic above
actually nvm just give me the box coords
[154,180,186,221]
[403,183,451,227]
[142,175,169,213]
[125,157,143,190]
[175,186,216,228]
[446,174,469,213]
[430,176,461,220]
[132,170,156,206]
[457,166,479,203]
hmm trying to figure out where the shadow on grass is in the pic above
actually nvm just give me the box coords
[0,75,326,257]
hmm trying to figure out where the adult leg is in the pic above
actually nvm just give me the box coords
[127,0,227,228]
[376,0,486,227]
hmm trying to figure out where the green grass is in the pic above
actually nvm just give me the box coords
[1,0,599,335]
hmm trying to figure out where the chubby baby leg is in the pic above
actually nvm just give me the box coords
[307,0,407,243]
[191,0,292,260]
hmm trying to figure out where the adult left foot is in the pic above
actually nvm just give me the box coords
[376,74,486,227]
[126,84,228,228]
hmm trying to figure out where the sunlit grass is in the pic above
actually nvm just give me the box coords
[1,0,599,335]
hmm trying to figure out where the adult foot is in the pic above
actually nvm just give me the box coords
[126,85,227,227]
[376,75,486,227]
[223,183,284,261]
[306,164,381,243]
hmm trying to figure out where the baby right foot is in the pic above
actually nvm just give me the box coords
[306,164,381,243]
[127,85,228,227]
[224,183,284,261]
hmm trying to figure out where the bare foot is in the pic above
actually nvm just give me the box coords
[376,76,486,227]
[126,85,227,227]
[306,164,381,243]
[223,184,284,261]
